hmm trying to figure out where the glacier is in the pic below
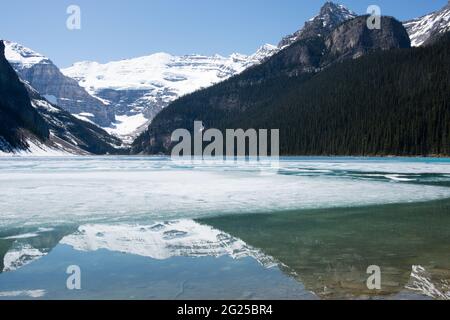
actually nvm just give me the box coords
[61,44,278,139]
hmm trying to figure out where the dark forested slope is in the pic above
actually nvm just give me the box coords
[261,33,450,156]
[132,15,428,156]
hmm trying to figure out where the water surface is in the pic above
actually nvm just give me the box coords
[0,157,449,299]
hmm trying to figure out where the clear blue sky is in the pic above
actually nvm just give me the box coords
[0,0,447,68]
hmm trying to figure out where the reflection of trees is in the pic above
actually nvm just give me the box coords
[201,199,450,299]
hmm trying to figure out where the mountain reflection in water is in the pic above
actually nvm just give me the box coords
[1,199,450,299]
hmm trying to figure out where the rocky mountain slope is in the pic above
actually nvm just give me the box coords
[4,1,449,151]
[5,40,278,143]
[4,41,115,127]
[404,1,450,46]
[131,10,412,155]
[278,1,357,48]
[133,26,450,157]
[0,41,50,153]
[25,84,123,155]
[0,41,122,156]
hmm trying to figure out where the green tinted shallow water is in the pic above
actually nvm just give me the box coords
[201,199,450,299]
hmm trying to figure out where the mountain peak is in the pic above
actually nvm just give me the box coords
[320,1,352,14]
[258,43,278,51]
[278,2,357,48]
[252,43,278,57]
[317,2,357,26]
[3,41,50,69]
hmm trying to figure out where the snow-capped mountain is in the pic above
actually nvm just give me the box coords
[0,80,123,156]
[404,2,450,47]
[62,44,278,141]
[0,40,122,156]
[25,83,123,155]
[3,39,277,143]
[4,41,115,127]
[7,1,448,147]
[278,1,357,48]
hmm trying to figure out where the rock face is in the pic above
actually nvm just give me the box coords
[25,84,124,155]
[325,15,411,61]
[278,1,357,48]
[0,41,49,151]
[225,15,409,81]
[404,1,450,46]
[0,41,122,155]
[4,41,115,127]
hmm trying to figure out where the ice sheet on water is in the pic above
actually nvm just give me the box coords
[1,157,450,229]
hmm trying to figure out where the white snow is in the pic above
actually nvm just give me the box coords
[31,99,60,113]
[0,137,77,157]
[404,4,450,47]
[62,45,277,97]
[3,41,49,68]
[61,44,278,137]
[3,244,46,272]
[61,221,276,267]
[73,113,96,124]
[105,113,149,138]
[5,39,277,140]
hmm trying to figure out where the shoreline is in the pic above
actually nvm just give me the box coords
[3,154,450,160]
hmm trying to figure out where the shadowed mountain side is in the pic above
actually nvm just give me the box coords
[131,15,414,155]
[0,41,49,151]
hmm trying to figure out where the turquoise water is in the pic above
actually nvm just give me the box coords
[0,157,450,299]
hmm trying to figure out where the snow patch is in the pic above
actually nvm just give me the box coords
[3,41,48,68]
[3,244,46,272]
[0,290,46,298]
[61,221,277,267]
[0,138,77,157]
[404,4,450,47]
[105,113,150,138]
[73,113,96,124]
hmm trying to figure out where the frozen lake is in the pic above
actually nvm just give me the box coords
[2,156,450,229]
[1,157,450,299]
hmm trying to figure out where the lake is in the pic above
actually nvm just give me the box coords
[0,157,449,299]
